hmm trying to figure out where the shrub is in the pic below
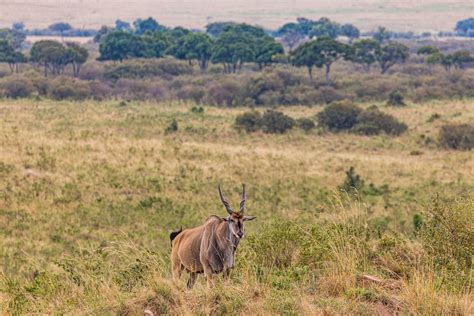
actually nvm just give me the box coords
[297,118,316,132]
[48,77,92,100]
[0,77,35,98]
[387,90,406,106]
[235,111,262,133]
[206,79,241,107]
[317,102,362,131]
[439,124,474,150]
[339,166,364,194]
[352,106,408,136]
[164,119,178,134]
[260,110,295,134]
[104,58,192,81]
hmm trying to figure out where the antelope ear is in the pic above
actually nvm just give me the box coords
[243,215,256,221]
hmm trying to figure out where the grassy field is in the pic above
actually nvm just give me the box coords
[1,0,474,31]
[0,99,473,314]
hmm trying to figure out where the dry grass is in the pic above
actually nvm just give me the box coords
[0,99,472,314]
[1,0,474,31]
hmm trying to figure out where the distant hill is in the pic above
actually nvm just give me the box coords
[1,0,473,32]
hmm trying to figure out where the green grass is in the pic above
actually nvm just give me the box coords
[0,99,472,314]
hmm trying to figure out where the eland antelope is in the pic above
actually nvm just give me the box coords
[170,184,256,288]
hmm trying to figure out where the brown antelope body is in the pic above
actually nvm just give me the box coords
[170,184,255,288]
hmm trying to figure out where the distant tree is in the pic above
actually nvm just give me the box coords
[376,42,409,74]
[94,25,113,43]
[277,22,305,52]
[171,32,214,71]
[168,26,191,39]
[340,24,360,43]
[417,46,440,73]
[296,17,314,35]
[373,26,391,44]
[30,40,69,76]
[309,18,340,39]
[115,19,131,31]
[0,28,26,50]
[417,45,439,56]
[12,22,25,31]
[349,39,381,71]
[141,30,171,58]
[49,22,72,40]
[313,37,351,85]
[291,40,320,81]
[205,22,236,37]
[455,18,474,37]
[210,24,269,72]
[254,36,284,70]
[65,42,88,76]
[98,31,146,61]
[452,50,474,69]
[133,17,166,35]
[0,39,26,73]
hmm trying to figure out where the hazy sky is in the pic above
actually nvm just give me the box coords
[0,0,473,31]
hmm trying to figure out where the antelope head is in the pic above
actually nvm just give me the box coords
[218,184,256,239]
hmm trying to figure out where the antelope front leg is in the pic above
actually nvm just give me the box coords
[223,269,232,284]
[203,267,214,288]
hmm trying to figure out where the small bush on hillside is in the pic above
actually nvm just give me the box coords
[48,77,92,100]
[439,124,474,150]
[339,166,364,195]
[190,106,204,113]
[317,102,362,131]
[0,77,34,98]
[387,90,406,106]
[164,119,178,134]
[235,111,262,133]
[297,118,316,132]
[352,106,408,136]
[261,110,295,134]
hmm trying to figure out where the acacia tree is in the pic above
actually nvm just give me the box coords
[417,45,439,73]
[340,24,360,43]
[376,42,409,74]
[373,26,391,44]
[65,42,88,77]
[169,32,214,71]
[133,17,166,35]
[349,39,381,72]
[98,31,146,61]
[0,39,26,73]
[309,18,340,39]
[254,36,284,70]
[30,40,69,76]
[49,22,72,40]
[291,40,319,81]
[277,22,305,52]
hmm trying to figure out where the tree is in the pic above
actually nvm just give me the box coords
[277,23,305,52]
[452,50,474,69]
[0,39,26,73]
[340,24,360,43]
[417,46,439,73]
[376,42,409,74]
[254,36,284,70]
[30,40,69,76]
[0,28,26,50]
[173,32,214,71]
[141,30,171,58]
[66,42,89,76]
[12,22,25,31]
[205,22,236,38]
[309,18,340,39]
[210,24,268,73]
[115,20,131,31]
[349,39,381,71]
[94,26,113,43]
[373,26,391,44]
[455,18,474,37]
[417,45,439,56]
[133,17,166,35]
[98,31,146,61]
[49,22,72,40]
[291,40,319,81]
[313,37,350,85]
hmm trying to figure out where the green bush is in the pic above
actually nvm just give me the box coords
[48,77,93,100]
[0,77,35,98]
[317,102,362,131]
[164,119,178,134]
[439,124,474,150]
[297,118,316,132]
[387,90,406,106]
[352,106,408,136]
[235,111,262,133]
[261,110,295,134]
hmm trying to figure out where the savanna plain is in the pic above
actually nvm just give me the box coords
[0,98,472,314]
